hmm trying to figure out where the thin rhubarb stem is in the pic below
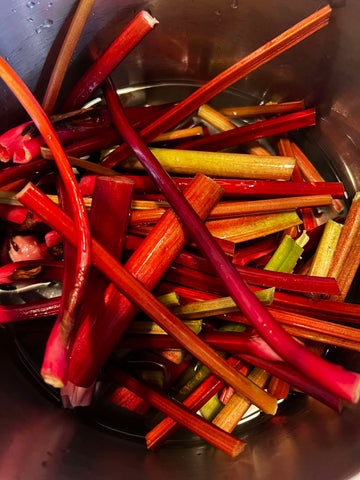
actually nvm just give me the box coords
[291,141,344,214]
[121,147,296,180]
[0,158,51,188]
[0,297,61,324]
[42,0,96,114]
[105,175,346,199]
[152,126,204,143]
[62,11,158,111]
[17,181,278,414]
[101,77,360,404]
[102,6,331,167]
[219,100,305,118]
[178,109,316,152]
[108,367,246,457]
[239,354,342,412]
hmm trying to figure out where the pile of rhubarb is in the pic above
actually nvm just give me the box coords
[0,3,360,457]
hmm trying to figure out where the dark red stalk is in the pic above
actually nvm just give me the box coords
[81,174,345,199]
[120,332,281,361]
[62,11,158,112]
[146,357,244,451]
[232,235,280,265]
[239,354,342,412]
[0,297,61,324]
[108,367,246,457]
[17,181,278,414]
[164,261,340,296]
[102,78,360,404]
[102,6,331,168]
[177,109,316,152]
[0,158,51,188]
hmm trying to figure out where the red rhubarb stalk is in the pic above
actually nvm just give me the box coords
[62,11,159,112]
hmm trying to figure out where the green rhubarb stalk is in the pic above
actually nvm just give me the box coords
[171,288,275,320]
[264,232,308,273]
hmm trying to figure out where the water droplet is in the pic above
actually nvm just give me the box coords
[43,18,53,27]
[11,8,17,13]
[27,17,34,22]
[35,26,42,33]
[230,0,239,8]
[26,1,35,8]
[48,1,53,6]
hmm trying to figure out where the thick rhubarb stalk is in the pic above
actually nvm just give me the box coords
[101,77,360,404]
[62,11,158,112]
[17,181,277,415]
[102,6,331,168]
[108,367,246,457]
[42,0,96,114]
[121,147,295,180]
[41,177,134,387]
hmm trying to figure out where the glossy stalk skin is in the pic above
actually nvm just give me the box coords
[239,354,342,412]
[62,11,159,111]
[41,176,134,387]
[219,100,305,118]
[81,174,345,199]
[17,181,278,415]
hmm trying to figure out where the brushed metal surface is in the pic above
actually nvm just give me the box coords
[1,0,360,479]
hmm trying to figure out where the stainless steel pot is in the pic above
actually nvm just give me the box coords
[1,1,360,479]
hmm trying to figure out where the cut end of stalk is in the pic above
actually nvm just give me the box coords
[140,10,159,28]
[42,372,65,388]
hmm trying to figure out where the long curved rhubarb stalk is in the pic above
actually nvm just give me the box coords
[101,78,360,404]
[102,5,331,168]
[0,57,91,387]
